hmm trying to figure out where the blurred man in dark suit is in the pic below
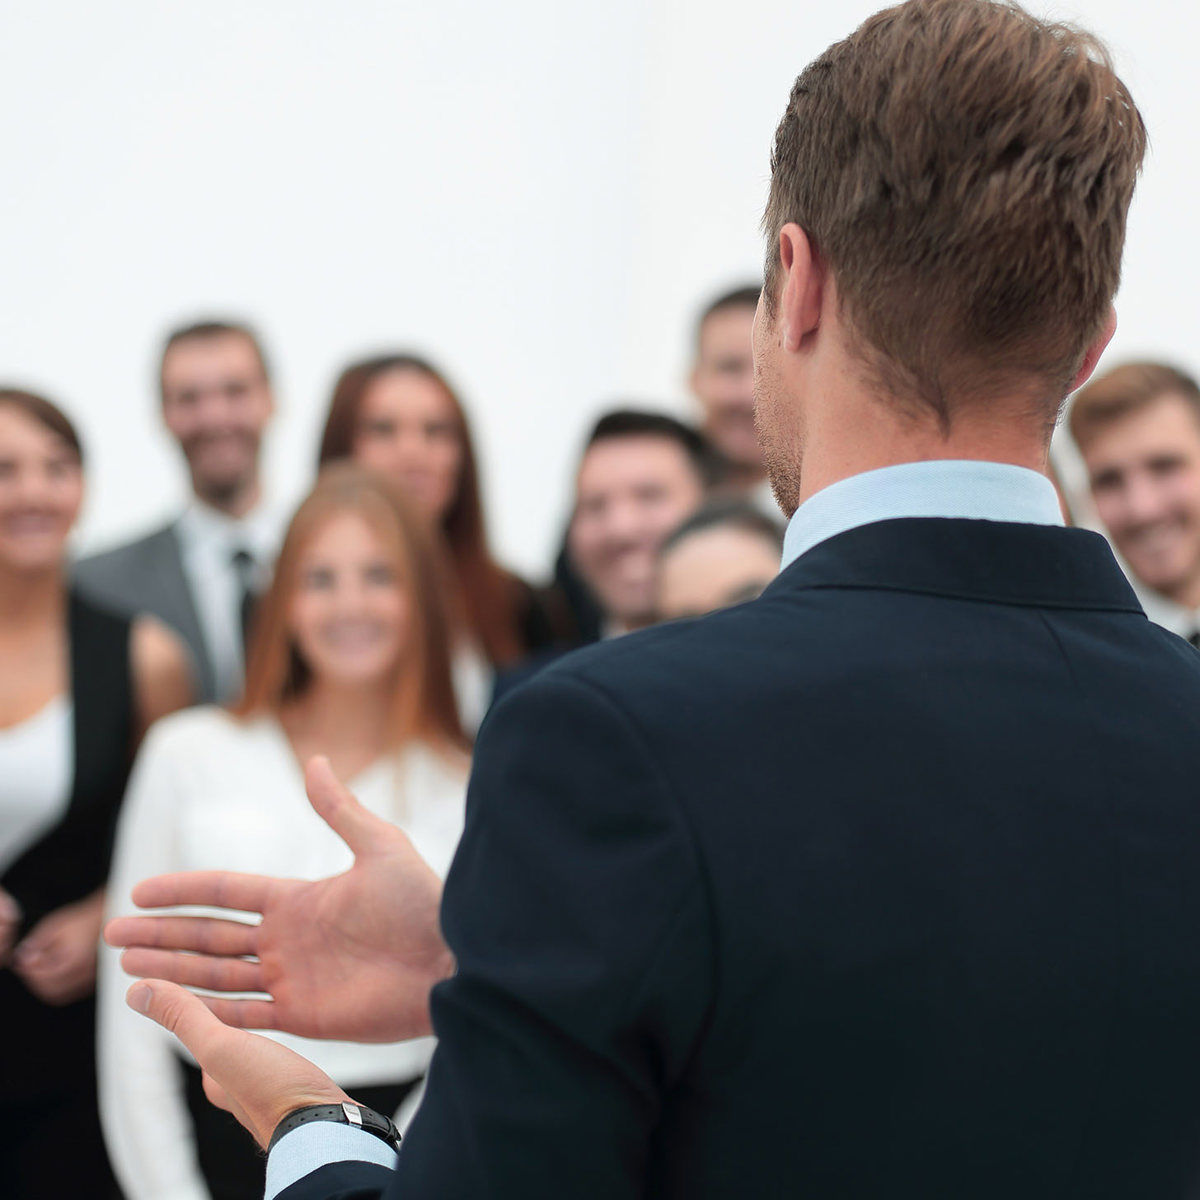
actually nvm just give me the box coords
[111,3,1200,1198]
[76,320,281,702]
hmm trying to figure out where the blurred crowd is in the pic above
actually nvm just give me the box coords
[1,280,1197,1198]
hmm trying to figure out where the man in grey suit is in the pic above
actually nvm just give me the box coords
[75,320,281,703]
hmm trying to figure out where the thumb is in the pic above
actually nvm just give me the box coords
[128,979,227,1063]
[304,755,397,858]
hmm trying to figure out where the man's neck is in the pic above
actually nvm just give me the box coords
[796,385,1051,510]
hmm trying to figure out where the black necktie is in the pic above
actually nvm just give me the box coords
[231,548,259,661]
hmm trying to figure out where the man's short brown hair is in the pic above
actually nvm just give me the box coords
[763,0,1146,426]
[1069,362,1200,452]
[159,319,270,402]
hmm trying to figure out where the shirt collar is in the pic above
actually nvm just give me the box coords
[781,460,1064,570]
[177,498,280,562]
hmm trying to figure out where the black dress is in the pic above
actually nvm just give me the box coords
[0,592,133,1198]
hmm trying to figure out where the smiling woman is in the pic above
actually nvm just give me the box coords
[318,354,566,728]
[97,464,469,1200]
[0,389,192,1196]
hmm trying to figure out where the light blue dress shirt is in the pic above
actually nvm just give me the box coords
[266,458,1063,1198]
[780,459,1063,570]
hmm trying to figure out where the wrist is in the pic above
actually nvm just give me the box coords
[268,1101,402,1155]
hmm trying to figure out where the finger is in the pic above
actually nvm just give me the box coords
[105,915,259,957]
[119,947,265,994]
[306,755,404,858]
[198,995,289,1032]
[12,931,60,966]
[129,870,277,914]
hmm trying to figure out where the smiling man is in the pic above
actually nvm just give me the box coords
[1069,362,1200,640]
[76,320,283,702]
[567,410,710,636]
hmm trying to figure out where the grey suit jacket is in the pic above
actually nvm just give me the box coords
[73,521,218,703]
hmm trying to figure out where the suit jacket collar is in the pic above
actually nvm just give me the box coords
[765,518,1144,614]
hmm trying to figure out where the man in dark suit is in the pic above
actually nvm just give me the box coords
[108,2,1200,1196]
[75,320,280,702]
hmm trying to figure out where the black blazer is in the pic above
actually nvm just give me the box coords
[0,591,133,1096]
[281,518,1200,1199]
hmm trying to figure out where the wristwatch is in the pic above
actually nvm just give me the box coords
[267,1101,402,1154]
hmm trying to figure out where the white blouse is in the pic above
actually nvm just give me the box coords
[98,706,468,1200]
[0,695,73,877]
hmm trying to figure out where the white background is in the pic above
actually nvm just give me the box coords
[3,1,1197,574]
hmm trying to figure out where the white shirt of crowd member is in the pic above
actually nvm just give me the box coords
[690,287,778,516]
[568,428,706,637]
[162,331,281,693]
[1070,363,1200,641]
[656,508,783,622]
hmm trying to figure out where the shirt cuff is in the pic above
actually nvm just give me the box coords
[265,1121,398,1199]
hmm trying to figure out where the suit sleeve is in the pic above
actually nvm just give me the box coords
[277,669,714,1200]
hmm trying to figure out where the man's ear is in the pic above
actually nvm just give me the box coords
[776,224,823,353]
[1069,307,1117,394]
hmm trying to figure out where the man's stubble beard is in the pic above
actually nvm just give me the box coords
[187,433,260,513]
[754,362,804,520]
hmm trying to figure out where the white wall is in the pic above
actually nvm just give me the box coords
[3,0,1197,573]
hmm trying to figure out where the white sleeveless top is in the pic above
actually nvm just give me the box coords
[0,695,73,877]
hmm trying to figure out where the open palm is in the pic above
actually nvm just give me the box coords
[105,756,454,1043]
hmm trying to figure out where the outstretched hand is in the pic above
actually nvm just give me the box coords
[105,756,454,1043]
[127,978,350,1149]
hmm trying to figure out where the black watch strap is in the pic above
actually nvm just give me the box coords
[268,1101,402,1154]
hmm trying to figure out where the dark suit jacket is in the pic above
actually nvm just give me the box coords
[280,518,1200,1199]
[74,521,218,702]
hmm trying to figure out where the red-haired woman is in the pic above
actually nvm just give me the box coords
[318,354,561,728]
[0,388,192,1195]
[99,465,469,1200]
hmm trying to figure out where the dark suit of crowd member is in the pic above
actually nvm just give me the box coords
[112,3,1200,1197]
[75,319,279,704]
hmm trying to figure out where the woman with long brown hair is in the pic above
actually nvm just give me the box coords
[318,353,559,727]
[99,465,469,1200]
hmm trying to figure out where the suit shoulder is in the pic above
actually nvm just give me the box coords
[75,523,178,579]
[533,596,793,701]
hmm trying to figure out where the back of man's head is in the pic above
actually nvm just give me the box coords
[763,0,1146,427]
